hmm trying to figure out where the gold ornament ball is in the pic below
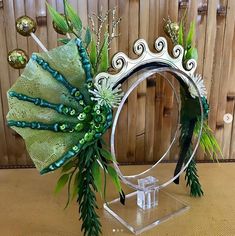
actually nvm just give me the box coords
[163,24,170,37]
[7,49,29,69]
[16,16,37,37]
[163,18,179,37]
[170,22,179,34]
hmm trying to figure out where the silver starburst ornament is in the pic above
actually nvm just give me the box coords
[188,74,207,98]
[89,79,124,108]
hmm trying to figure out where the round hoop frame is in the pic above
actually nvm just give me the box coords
[94,37,204,192]
[119,70,181,178]
[110,67,203,191]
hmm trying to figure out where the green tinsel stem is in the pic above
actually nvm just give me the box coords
[77,146,102,236]
[184,145,204,197]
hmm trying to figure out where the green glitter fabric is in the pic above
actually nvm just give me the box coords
[7,40,90,172]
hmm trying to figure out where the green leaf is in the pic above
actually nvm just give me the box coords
[92,160,102,196]
[178,20,184,46]
[61,160,75,173]
[186,21,195,50]
[57,38,70,44]
[84,146,94,165]
[89,36,97,72]
[77,148,102,235]
[99,148,116,162]
[185,47,198,61]
[107,166,121,193]
[84,27,91,47]
[64,169,76,209]
[54,173,70,194]
[194,120,223,162]
[97,32,109,73]
[46,2,69,33]
[100,138,109,147]
[72,172,80,200]
[64,0,82,34]
[185,156,204,197]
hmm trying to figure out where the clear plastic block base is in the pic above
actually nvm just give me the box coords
[137,176,159,210]
[104,190,189,235]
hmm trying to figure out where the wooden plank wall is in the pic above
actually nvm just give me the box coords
[0,0,234,167]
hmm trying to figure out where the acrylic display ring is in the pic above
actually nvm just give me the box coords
[110,67,204,192]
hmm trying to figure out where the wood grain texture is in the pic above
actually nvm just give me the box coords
[127,0,139,163]
[0,6,9,165]
[154,0,169,161]
[216,0,235,140]
[115,0,129,163]
[135,0,149,163]
[209,0,227,132]
[161,0,178,161]
[0,0,234,167]
[229,23,235,159]
[146,0,158,163]
[13,0,30,165]
[47,0,57,50]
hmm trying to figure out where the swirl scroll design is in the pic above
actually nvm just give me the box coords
[133,39,148,56]
[172,45,184,60]
[185,59,197,72]
[154,37,167,53]
[94,37,198,87]
[111,52,130,71]
[95,72,109,85]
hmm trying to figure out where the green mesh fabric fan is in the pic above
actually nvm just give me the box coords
[7,37,124,236]
[6,2,126,235]
[7,39,112,174]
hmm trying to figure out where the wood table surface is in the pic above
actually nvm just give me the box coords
[0,163,235,236]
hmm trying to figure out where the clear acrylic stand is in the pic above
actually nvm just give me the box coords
[102,66,203,234]
[104,175,190,235]
[137,176,159,210]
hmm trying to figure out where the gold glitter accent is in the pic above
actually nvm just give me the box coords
[7,49,28,69]
[16,16,37,37]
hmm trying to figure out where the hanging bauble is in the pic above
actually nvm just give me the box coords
[15,16,37,37]
[170,22,179,34]
[163,20,179,37]
[7,49,28,69]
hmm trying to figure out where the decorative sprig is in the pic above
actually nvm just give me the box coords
[184,146,204,197]
[108,7,121,46]
[46,3,124,236]
[77,145,102,236]
[88,7,121,74]
[48,4,121,75]
[194,120,223,162]
[177,20,203,196]
[164,15,222,196]
[89,10,109,54]
[164,17,202,195]
[177,20,198,62]
[176,18,222,162]
[46,2,69,34]
[63,0,82,37]
[163,17,179,45]
[54,140,124,236]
